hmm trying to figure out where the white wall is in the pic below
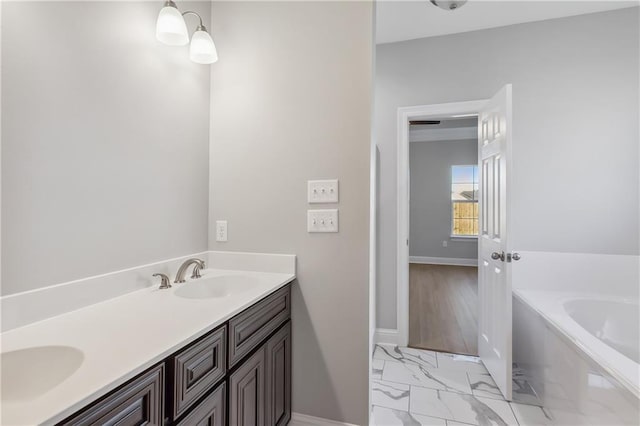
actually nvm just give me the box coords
[410,139,478,260]
[1,1,211,295]
[208,2,372,424]
[513,251,639,299]
[375,8,639,329]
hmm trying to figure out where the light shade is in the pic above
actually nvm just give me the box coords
[190,30,218,64]
[156,5,188,46]
[430,1,468,11]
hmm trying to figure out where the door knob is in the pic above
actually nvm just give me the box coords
[491,251,504,261]
[511,252,521,261]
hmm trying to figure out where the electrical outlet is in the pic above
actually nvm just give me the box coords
[216,220,228,242]
[307,209,338,233]
[442,240,448,247]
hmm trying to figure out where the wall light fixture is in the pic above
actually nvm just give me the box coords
[156,0,218,64]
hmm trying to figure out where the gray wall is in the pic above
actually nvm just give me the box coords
[208,2,372,424]
[1,1,211,295]
[410,140,478,259]
[376,8,639,329]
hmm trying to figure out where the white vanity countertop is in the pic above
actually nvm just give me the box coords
[1,269,295,426]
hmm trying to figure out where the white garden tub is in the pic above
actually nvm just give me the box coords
[565,298,639,364]
[515,290,640,398]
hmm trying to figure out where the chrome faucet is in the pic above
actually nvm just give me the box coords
[153,273,172,290]
[174,258,206,283]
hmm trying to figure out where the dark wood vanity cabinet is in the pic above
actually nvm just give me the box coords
[57,284,291,426]
[171,325,227,419]
[229,285,291,368]
[265,322,292,426]
[176,383,226,426]
[228,285,291,426]
[59,365,165,426]
[229,346,266,426]
[229,321,291,426]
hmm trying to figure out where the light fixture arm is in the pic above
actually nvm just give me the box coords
[181,10,207,32]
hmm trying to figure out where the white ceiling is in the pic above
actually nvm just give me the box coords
[376,0,639,44]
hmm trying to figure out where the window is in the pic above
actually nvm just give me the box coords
[451,165,479,236]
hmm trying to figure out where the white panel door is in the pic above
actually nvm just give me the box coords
[478,85,513,400]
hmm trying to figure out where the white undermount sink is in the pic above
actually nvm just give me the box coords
[174,275,259,299]
[1,345,84,401]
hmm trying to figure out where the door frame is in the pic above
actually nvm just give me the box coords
[396,99,488,347]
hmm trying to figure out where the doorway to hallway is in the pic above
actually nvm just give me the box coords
[409,263,478,355]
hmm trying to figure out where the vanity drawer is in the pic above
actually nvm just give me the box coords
[176,383,225,426]
[60,364,164,426]
[229,285,290,368]
[173,325,227,419]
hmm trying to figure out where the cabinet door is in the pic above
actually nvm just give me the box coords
[265,322,291,426]
[229,348,265,426]
[176,383,225,426]
[172,325,226,418]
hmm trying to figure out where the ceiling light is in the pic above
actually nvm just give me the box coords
[156,1,218,64]
[430,1,468,11]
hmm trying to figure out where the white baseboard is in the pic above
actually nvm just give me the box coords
[290,412,358,426]
[374,328,399,345]
[409,256,478,267]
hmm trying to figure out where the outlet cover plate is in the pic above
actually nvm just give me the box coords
[307,179,339,204]
[307,209,338,233]
[216,220,228,242]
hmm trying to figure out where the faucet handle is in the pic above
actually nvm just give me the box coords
[153,273,172,289]
[191,262,205,279]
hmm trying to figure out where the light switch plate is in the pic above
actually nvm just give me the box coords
[308,179,339,203]
[216,220,228,242]
[307,209,338,233]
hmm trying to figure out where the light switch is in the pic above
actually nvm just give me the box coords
[308,179,339,203]
[307,209,338,233]
[216,220,228,242]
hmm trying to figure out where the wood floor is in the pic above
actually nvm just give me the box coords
[408,263,479,356]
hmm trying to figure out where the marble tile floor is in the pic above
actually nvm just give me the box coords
[371,345,554,426]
